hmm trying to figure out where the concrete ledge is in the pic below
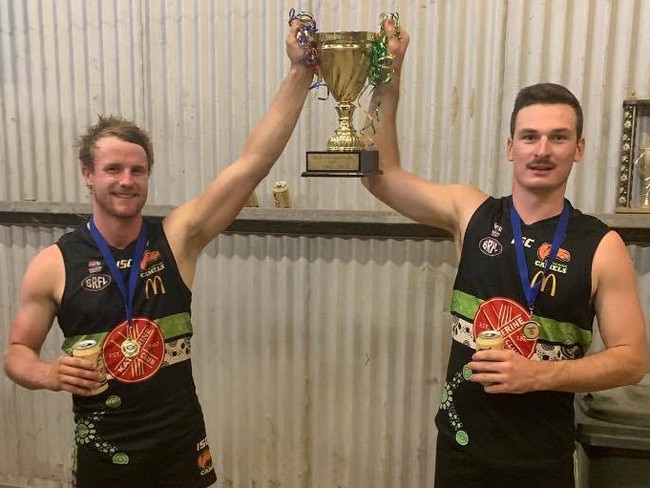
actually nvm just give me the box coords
[0,201,648,244]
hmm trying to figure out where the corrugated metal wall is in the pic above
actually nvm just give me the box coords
[1,1,649,487]
[3,0,650,211]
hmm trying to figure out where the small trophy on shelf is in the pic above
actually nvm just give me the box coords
[616,100,650,213]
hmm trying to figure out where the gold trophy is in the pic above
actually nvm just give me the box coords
[616,100,650,213]
[303,31,381,177]
[290,10,396,177]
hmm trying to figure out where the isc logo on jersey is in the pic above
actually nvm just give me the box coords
[196,437,214,476]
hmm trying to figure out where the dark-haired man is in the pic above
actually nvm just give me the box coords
[363,19,647,487]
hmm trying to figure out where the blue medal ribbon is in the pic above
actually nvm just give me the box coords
[89,217,148,330]
[509,199,570,314]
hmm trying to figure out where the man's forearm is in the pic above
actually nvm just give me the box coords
[4,344,52,391]
[239,65,313,175]
[368,75,401,168]
[536,345,647,393]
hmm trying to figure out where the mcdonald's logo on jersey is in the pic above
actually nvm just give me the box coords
[531,271,557,296]
[145,275,166,299]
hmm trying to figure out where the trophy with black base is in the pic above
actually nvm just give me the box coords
[291,10,396,178]
[616,100,650,213]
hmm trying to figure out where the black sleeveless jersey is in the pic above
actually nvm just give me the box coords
[56,219,207,464]
[435,196,609,466]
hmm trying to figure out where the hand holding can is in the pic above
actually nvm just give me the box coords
[72,339,108,394]
[475,330,504,387]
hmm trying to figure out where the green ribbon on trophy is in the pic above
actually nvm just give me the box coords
[370,12,400,86]
[289,9,399,177]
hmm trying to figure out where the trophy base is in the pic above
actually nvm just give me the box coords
[302,150,382,177]
[615,206,650,214]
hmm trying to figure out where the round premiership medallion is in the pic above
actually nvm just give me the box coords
[473,297,537,359]
[522,320,541,340]
[120,339,140,358]
[72,339,109,394]
[102,318,165,383]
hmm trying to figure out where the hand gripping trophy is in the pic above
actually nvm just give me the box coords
[290,9,398,177]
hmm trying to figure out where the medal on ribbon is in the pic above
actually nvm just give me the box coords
[521,321,541,340]
[89,218,164,382]
[509,198,570,347]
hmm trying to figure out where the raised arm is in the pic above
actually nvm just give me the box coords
[164,21,314,282]
[4,245,103,395]
[361,19,487,249]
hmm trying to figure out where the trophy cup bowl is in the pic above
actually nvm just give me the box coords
[303,31,382,177]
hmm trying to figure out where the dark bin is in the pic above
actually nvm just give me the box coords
[576,374,650,488]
